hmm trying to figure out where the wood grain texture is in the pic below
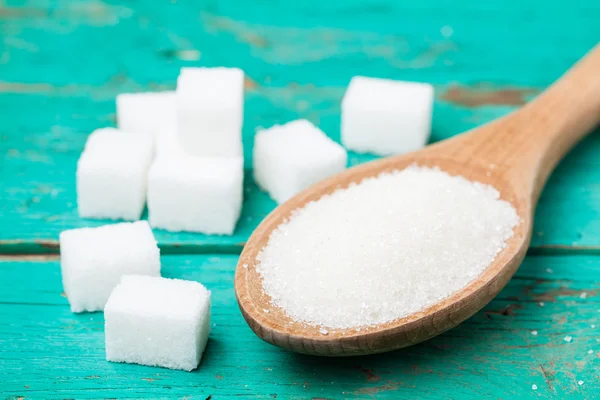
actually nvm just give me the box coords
[1,0,600,397]
[1,255,599,399]
[1,0,600,253]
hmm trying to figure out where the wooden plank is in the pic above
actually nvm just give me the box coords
[1,0,599,87]
[1,89,599,253]
[1,1,600,251]
[0,254,598,399]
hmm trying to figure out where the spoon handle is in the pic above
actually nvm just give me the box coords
[457,44,600,202]
[518,43,600,199]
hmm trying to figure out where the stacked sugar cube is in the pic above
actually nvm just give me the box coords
[147,67,245,235]
[116,91,176,136]
[176,67,244,157]
[66,67,251,372]
[77,91,175,221]
[77,67,245,235]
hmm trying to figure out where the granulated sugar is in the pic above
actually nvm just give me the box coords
[257,165,519,329]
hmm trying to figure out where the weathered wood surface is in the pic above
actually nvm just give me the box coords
[1,0,599,253]
[1,255,599,399]
[1,0,600,398]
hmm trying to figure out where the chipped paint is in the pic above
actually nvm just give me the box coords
[35,240,60,250]
[0,2,599,398]
[0,7,46,18]
[535,288,598,302]
[199,11,450,67]
[354,383,400,394]
[540,363,556,392]
[0,254,59,261]
[440,85,538,107]
[0,82,56,94]
[353,366,381,382]
[390,41,457,69]
[485,304,523,317]
[244,77,259,90]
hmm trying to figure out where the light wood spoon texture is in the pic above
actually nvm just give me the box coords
[235,44,600,356]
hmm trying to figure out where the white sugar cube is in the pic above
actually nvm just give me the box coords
[341,76,434,156]
[59,221,160,313]
[105,275,211,371]
[176,67,244,157]
[253,119,347,203]
[116,91,176,136]
[77,128,154,220]
[147,156,244,234]
[155,128,186,160]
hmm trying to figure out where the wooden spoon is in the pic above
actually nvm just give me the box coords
[235,45,600,356]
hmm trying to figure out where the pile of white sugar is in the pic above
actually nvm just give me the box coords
[257,165,520,330]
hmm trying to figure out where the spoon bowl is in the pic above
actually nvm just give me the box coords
[235,45,600,356]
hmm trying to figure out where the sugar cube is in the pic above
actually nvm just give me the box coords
[116,91,176,136]
[59,221,160,313]
[341,76,434,156]
[105,275,211,371]
[155,128,186,160]
[253,119,347,203]
[176,67,244,157]
[77,128,154,220]
[147,156,244,234]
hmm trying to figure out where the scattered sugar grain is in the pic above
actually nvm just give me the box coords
[539,302,545,307]
[531,330,538,336]
[531,384,537,390]
[546,268,553,274]
[578,380,584,386]
[257,165,519,329]
[564,335,573,343]
[588,349,594,354]
[441,25,454,37]
[580,292,588,299]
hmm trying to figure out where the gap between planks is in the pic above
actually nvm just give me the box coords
[1,244,600,262]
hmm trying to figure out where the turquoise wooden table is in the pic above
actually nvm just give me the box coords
[1,0,599,398]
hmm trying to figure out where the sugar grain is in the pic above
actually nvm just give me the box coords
[257,165,519,329]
